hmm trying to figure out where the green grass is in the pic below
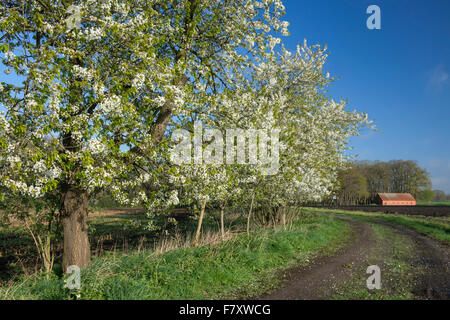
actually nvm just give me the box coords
[0,208,229,282]
[332,222,422,300]
[0,213,351,300]
[305,207,450,244]
[416,201,450,206]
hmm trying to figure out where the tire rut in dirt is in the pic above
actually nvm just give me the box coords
[255,219,376,300]
[254,215,449,300]
[368,219,450,300]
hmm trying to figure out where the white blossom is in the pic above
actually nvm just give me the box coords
[72,65,95,82]
[85,27,104,40]
[97,95,122,116]
[132,73,146,89]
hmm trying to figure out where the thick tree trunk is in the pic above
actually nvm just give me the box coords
[60,185,90,272]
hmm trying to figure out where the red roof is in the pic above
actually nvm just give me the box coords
[377,193,415,201]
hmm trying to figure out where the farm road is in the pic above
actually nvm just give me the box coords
[255,215,449,300]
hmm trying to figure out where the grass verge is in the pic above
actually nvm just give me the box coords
[416,201,450,206]
[0,212,351,300]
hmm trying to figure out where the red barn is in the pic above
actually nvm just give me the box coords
[376,193,416,206]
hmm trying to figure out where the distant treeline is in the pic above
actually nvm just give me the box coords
[431,190,450,202]
[329,160,445,206]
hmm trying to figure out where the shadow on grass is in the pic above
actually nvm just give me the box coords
[0,208,245,284]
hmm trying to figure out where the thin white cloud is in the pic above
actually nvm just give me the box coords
[427,64,449,91]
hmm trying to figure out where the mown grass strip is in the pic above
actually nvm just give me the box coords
[416,201,450,206]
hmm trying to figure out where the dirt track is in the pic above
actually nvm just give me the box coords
[255,215,450,300]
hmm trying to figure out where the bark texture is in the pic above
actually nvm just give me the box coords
[60,185,90,272]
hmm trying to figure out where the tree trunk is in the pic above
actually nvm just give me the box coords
[220,206,225,240]
[60,185,91,272]
[193,199,207,247]
[281,206,286,229]
[246,193,255,235]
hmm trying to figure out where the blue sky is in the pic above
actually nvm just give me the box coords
[282,0,450,192]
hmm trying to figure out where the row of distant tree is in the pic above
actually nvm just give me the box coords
[430,189,450,202]
[332,160,445,205]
